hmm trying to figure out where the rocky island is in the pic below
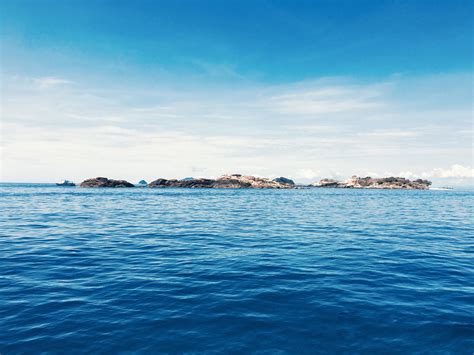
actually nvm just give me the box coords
[80,177,135,188]
[148,174,295,188]
[312,176,431,190]
[79,174,431,189]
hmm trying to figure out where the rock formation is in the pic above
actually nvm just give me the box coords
[79,174,430,190]
[273,177,295,186]
[215,175,293,188]
[312,176,431,190]
[148,174,295,189]
[311,178,340,188]
[80,177,135,188]
[148,178,216,188]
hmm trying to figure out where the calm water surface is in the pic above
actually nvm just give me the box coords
[1,184,473,353]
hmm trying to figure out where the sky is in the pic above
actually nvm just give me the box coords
[1,0,473,185]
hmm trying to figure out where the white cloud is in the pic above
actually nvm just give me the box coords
[396,171,418,179]
[429,164,474,178]
[396,165,474,182]
[1,73,472,182]
[33,76,73,89]
[295,168,320,179]
[361,130,419,138]
[267,85,382,115]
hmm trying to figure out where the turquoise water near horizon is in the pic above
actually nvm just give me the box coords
[1,183,473,353]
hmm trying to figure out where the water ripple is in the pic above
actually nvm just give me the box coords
[0,184,473,353]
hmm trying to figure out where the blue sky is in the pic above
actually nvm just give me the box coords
[1,0,473,184]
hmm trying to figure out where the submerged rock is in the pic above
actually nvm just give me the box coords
[312,176,431,190]
[80,177,134,188]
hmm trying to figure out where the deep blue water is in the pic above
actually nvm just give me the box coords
[1,183,473,353]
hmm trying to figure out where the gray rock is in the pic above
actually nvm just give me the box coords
[273,177,295,186]
[80,177,134,188]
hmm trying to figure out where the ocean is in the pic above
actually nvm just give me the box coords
[1,183,473,353]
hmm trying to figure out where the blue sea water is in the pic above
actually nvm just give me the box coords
[0,183,473,353]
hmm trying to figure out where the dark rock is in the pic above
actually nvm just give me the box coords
[273,177,295,186]
[80,177,134,188]
[148,178,215,188]
[176,178,216,188]
[147,178,175,188]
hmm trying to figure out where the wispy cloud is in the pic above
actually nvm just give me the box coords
[33,76,74,89]
[267,84,383,115]
[360,130,419,138]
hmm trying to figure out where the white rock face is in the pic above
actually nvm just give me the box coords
[214,175,293,188]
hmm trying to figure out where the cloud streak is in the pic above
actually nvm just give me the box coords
[33,76,74,89]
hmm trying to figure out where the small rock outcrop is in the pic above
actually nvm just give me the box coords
[312,176,431,190]
[148,178,216,188]
[80,177,134,188]
[273,177,295,186]
[148,174,295,189]
[214,174,292,188]
[313,179,340,188]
